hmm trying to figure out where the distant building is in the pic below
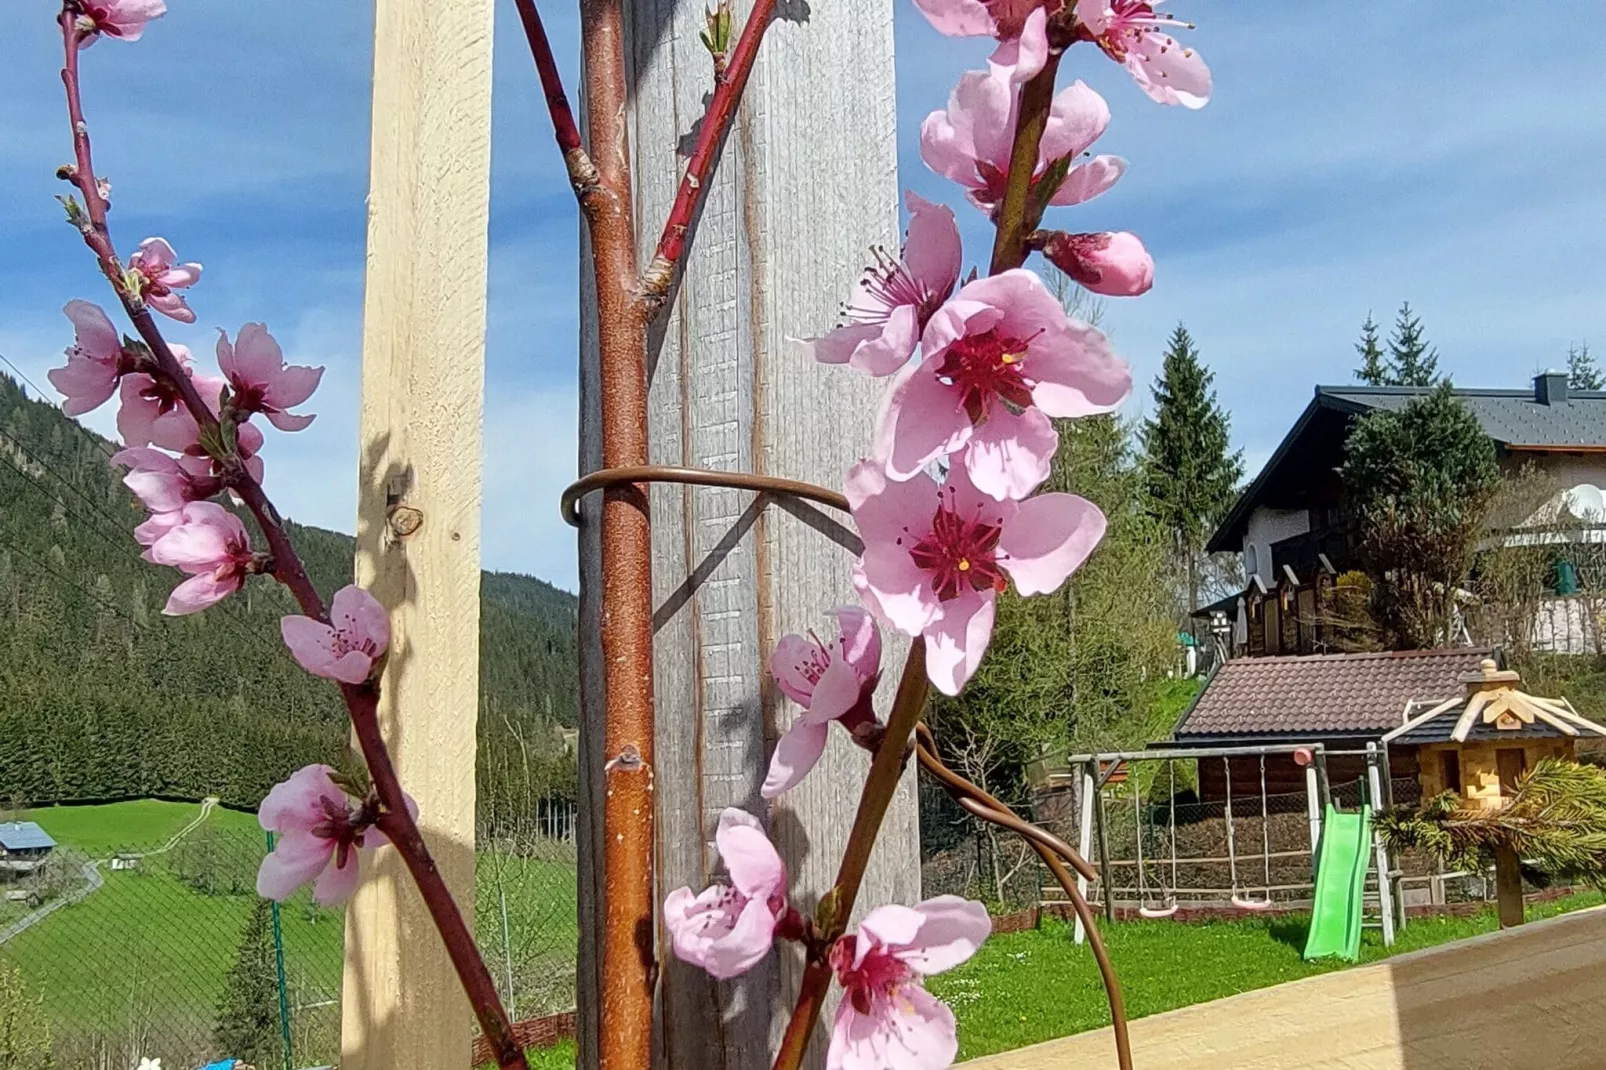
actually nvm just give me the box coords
[0,821,56,874]
[1202,374,1606,658]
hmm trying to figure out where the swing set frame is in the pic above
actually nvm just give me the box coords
[1061,742,1402,947]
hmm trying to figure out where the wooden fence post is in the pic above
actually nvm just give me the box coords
[576,0,917,1065]
[342,0,495,1066]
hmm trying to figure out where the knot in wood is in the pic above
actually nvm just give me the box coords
[388,505,425,538]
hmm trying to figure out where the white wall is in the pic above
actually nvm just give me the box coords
[1242,506,1311,584]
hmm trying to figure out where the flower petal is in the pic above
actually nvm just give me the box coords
[802,655,862,724]
[901,191,962,300]
[922,590,996,696]
[256,830,333,900]
[716,808,785,900]
[769,633,821,706]
[999,492,1107,595]
[1049,154,1127,206]
[964,405,1058,501]
[312,852,363,906]
[762,720,830,799]
[832,605,882,680]
[895,895,992,974]
[1039,79,1111,164]
[1026,321,1132,417]
[874,360,971,481]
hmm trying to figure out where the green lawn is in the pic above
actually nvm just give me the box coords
[2,799,580,1065]
[931,892,1605,1060]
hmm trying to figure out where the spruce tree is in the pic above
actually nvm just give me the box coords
[1141,324,1244,611]
[1567,343,1603,390]
[213,897,284,1066]
[1353,313,1389,385]
[1387,301,1441,386]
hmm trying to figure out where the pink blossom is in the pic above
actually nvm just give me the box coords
[115,343,224,449]
[912,0,1053,83]
[1040,231,1153,296]
[848,459,1107,695]
[146,501,256,615]
[216,324,324,432]
[128,237,201,323]
[663,809,789,979]
[281,586,391,685]
[76,0,167,43]
[48,300,127,417]
[257,764,411,906]
[111,446,216,516]
[874,269,1130,501]
[1074,0,1211,109]
[172,419,267,489]
[764,607,883,798]
[796,192,961,377]
[827,896,991,1070]
[921,71,1126,214]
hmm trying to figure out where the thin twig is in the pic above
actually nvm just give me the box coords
[54,12,528,1066]
[511,0,601,197]
[988,51,1063,275]
[772,644,930,1070]
[637,0,780,306]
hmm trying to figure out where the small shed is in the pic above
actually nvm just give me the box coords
[1383,659,1606,809]
[0,821,56,874]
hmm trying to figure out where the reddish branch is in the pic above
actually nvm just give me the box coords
[571,0,660,1065]
[512,0,601,198]
[638,0,779,304]
[55,11,527,1068]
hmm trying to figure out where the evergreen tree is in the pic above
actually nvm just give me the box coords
[1353,313,1389,385]
[1343,384,1499,648]
[213,897,284,1065]
[1387,301,1441,386]
[1567,343,1603,391]
[1141,325,1244,612]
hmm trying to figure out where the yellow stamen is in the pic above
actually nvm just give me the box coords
[958,559,971,572]
[1000,352,1021,365]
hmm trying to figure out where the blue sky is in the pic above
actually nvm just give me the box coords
[3,1,1603,591]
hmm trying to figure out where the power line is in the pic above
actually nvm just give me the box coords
[0,350,119,462]
[0,426,134,550]
[0,448,132,558]
[0,528,148,632]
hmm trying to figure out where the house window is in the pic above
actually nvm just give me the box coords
[1439,751,1462,795]
[1496,748,1528,794]
[1244,544,1259,578]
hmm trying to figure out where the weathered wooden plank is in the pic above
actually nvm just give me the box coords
[960,906,1606,1069]
[622,0,916,1066]
[342,0,494,1065]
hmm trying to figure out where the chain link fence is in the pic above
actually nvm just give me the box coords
[0,799,578,1070]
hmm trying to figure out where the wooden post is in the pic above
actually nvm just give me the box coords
[1493,845,1526,928]
[342,1,494,1066]
[575,0,915,1064]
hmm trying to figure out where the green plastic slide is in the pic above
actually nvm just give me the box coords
[1303,803,1373,962]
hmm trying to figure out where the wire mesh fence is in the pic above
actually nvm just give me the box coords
[0,799,578,1070]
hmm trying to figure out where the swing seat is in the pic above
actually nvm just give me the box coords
[1230,894,1275,912]
[1137,900,1180,919]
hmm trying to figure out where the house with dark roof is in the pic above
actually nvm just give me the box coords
[1199,372,1606,659]
[0,821,56,875]
[1170,647,1494,801]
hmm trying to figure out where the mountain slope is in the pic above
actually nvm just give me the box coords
[0,372,578,821]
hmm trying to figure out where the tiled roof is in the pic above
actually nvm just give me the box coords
[1320,385,1606,448]
[1174,648,1494,739]
[0,822,55,850]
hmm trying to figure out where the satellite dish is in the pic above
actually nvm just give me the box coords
[1565,483,1605,521]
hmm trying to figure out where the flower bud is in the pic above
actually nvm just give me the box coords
[1041,230,1154,297]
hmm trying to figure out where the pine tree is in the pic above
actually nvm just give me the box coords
[1567,343,1603,391]
[1353,313,1389,385]
[213,897,284,1065]
[1387,301,1441,387]
[1141,324,1244,612]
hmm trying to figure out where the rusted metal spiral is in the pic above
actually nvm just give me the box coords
[559,465,1133,1069]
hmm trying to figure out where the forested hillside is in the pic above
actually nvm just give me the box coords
[0,373,578,824]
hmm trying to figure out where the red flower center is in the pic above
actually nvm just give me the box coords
[829,938,915,1015]
[933,327,1035,424]
[906,495,1007,602]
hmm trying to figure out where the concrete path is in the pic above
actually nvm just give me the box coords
[961,905,1606,1070]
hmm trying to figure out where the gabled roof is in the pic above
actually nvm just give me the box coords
[1207,381,1606,552]
[1381,659,1606,745]
[0,822,56,850]
[1172,647,1494,740]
